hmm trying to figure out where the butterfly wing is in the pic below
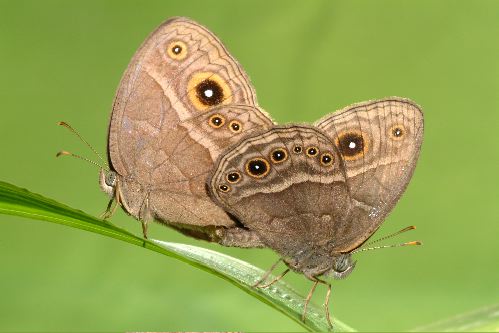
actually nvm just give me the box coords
[315,97,424,251]
[108,17,273,230]
[208,126,352,262]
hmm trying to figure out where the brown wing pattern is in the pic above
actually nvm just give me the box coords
[107,17,273,228]
[315,97,423,251]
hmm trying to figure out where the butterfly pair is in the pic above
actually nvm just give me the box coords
[67,17,423,328]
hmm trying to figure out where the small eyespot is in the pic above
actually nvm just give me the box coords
[229,120,242,133]
[270,148,288,163]
[293,146,303,154]
[245,158,270,178]
[167,41,187,60]
[219,184,230,192]
[226,172,241,183]
[336,131,369,160]
[320,152,334,167]
[306,147,319,157]
[208,114,225,128]
[390,124,406,141]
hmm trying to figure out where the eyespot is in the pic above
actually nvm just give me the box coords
[306,147,319,157]
[336,131,369,160]
[219,184,230,192]
[245,157,270,178]
[229,120,242,133]
[226,172,241,183]
[187,72,232,111]
[208,114,225,128]
[389,124,406,141]
[270,148,288,163]
[320,152,334,167]
[293,145,303,154]
[167,41,188,60]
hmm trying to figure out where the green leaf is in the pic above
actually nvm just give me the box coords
[411,303,499,332]
[0,180,355,332]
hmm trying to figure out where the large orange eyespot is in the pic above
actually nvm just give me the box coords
[389,124,406,141]
[188,72,232,111]
[167,41,188,60]
[336,131,369,160]
[245,158,270,178]
[270,148,288,163]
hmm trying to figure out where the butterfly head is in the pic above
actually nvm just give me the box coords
[328,253,357,280]
[99,169,117,197]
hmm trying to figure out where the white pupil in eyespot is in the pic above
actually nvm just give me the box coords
[349,141,356,149]
[204,89,214,98]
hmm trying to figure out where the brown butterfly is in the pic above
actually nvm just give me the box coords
[94,17,275,240]
[208,97,424,326]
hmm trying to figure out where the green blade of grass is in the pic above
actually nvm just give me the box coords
[411,303,499,332]
[0,180,355,332]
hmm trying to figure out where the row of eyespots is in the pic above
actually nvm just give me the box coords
[208,114,242,133]
[217,145,335,192]
[292,145,334,167]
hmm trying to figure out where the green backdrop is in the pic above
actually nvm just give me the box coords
[1,0,498,331]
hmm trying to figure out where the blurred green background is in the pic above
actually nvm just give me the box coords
[1,0,498,331]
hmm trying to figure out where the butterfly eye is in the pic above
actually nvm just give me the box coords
[320,152,334,167]
[208,114,225,128]
[336,131,369,160]
[167,41,188,60]
[245,158,270,178]
[226,172,241,183]
[306,147,319,157]
[270,148,288,163]
[293,145,303,154]
[219,184,230,192]
[229,120,242,133]
[390,124,406,141]
[188,72,232,111]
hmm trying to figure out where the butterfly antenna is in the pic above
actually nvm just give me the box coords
[57,121,108,168]
[362,225,416,247]
[352,241,422,255]
[56,150,108,171]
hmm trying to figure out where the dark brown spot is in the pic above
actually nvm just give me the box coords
[227,172,241,183]
[306,147,319,157]
[293,146,302,154]
[219,184,230,192]
[172,45,182,54]
[337,132,365,158]
[196,79,224,106]
[209,114,225,128]
[229,120,242,133]
[321,153,334,166]
[392,127,403,137]
[270,148,288,163]
[245,158,270,178]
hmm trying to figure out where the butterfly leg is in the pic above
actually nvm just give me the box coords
[257,268,290,288]
[252,258,282,287]
[317,277,333,329]
[302,279,320,323]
